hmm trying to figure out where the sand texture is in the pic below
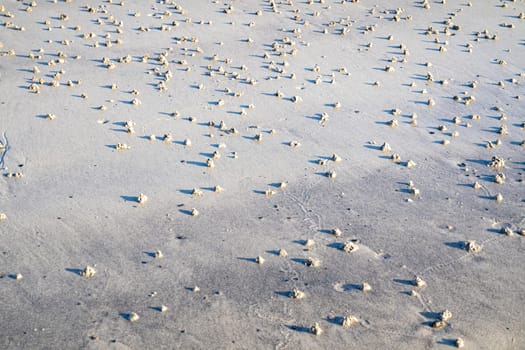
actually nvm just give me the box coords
[0,0,524,349]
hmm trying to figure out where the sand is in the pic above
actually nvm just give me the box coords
[0,0,524,349]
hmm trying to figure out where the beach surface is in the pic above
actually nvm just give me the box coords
[0,0,524,349]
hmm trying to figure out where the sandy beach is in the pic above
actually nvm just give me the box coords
[0,0,524,349]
